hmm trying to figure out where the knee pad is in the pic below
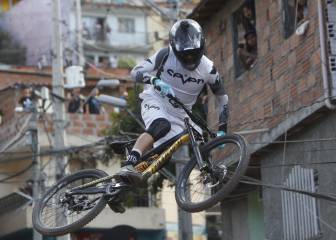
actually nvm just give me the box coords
[146,118,171,141]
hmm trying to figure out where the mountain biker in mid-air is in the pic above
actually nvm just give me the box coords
[116,18,229,186]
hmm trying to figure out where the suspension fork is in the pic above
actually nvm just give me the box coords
[184,118,208,172]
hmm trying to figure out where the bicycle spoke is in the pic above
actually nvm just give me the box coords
[38,176,105,228]
[175,135,248,212]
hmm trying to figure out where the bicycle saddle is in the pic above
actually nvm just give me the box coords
[109,140,136,154]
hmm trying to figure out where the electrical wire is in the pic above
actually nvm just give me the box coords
[239,175,336,203]
[0,139,106,163]
[0,113,32,153]
[248,159,336,169]
[40,113,53,148]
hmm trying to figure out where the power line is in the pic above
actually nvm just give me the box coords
[0,139,106,163]
[248,159,336,169]
[250,137,336,145]
[0,113,32,153]
[0,162,34,183]
[240,175,336,203]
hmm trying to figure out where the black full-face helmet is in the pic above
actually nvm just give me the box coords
[169,19,205,71]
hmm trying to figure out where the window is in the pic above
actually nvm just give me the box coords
[98,56,109,68]
[281,166,321,239]
[0,110,3,125]
[232,0,257,78]
[118,18,135,33]
[82,17,107,42]
[283,0,308,38]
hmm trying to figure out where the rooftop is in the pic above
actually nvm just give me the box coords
[188,0,226,23]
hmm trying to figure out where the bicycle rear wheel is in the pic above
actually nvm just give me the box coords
[33,169,108,236]
[175,134,248,212]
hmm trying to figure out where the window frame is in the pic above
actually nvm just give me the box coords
[282,0,308,39]
[118,17,135,34]
[231,0,258,79]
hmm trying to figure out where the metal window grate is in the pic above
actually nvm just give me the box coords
[281,166,321,239]
[327,0,336,23]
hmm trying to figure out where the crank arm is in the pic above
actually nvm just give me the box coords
[105,182,131,196]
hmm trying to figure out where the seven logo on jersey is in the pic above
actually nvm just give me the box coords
[144,104,160,110]
[167,69,205,85]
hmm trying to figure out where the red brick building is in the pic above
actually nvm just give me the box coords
[191,0,336,239]
[0,66,132,148]
[0,66,130,238]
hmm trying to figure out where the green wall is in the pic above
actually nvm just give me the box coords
[248,191,265,240]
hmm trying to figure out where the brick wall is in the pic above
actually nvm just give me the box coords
[0,65,130,146]
[67,113,111,137]
[0,88,20,149]
[0,88,112,150]
[39,112,112,135]
[203,0,323,140]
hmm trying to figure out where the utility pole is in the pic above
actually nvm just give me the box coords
[52,0,67,181]
[173,145,193,240]
[74,0,84,66]
[30,104,42,240]
[52,1,69,239]
[171,1,193,239]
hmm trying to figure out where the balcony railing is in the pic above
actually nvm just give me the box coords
[83,30,148,49]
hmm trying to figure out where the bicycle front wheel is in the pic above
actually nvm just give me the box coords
[175,134,249,212]
[33,169,109,236]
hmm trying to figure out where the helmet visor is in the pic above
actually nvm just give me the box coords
[177,49,200,64]
[176,49,203,70]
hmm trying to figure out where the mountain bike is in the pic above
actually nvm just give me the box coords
[32,94,249,236]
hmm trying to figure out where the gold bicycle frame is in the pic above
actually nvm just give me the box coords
[141,134,189,179]
[71,134,190,191]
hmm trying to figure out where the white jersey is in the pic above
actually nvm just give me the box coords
[131,46,228,137]
[132,47,223,112]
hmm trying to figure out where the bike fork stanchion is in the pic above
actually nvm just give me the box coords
[184,118,207,171]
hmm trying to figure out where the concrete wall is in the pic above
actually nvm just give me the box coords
[0,88,17,149]
[87,207,165,230]
[261,111,336,240]
[82,7,147,47]
[161,180,207,240]
[0,207,29,236]
[220,197,249,240]
[81,3,150,63]
[146,14,169,56]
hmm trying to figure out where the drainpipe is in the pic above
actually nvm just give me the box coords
[317,0,336,109]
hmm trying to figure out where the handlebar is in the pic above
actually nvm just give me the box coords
[165,93,216,137]
[154,84,215,136]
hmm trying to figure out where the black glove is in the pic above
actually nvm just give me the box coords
[218,104,229,132]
